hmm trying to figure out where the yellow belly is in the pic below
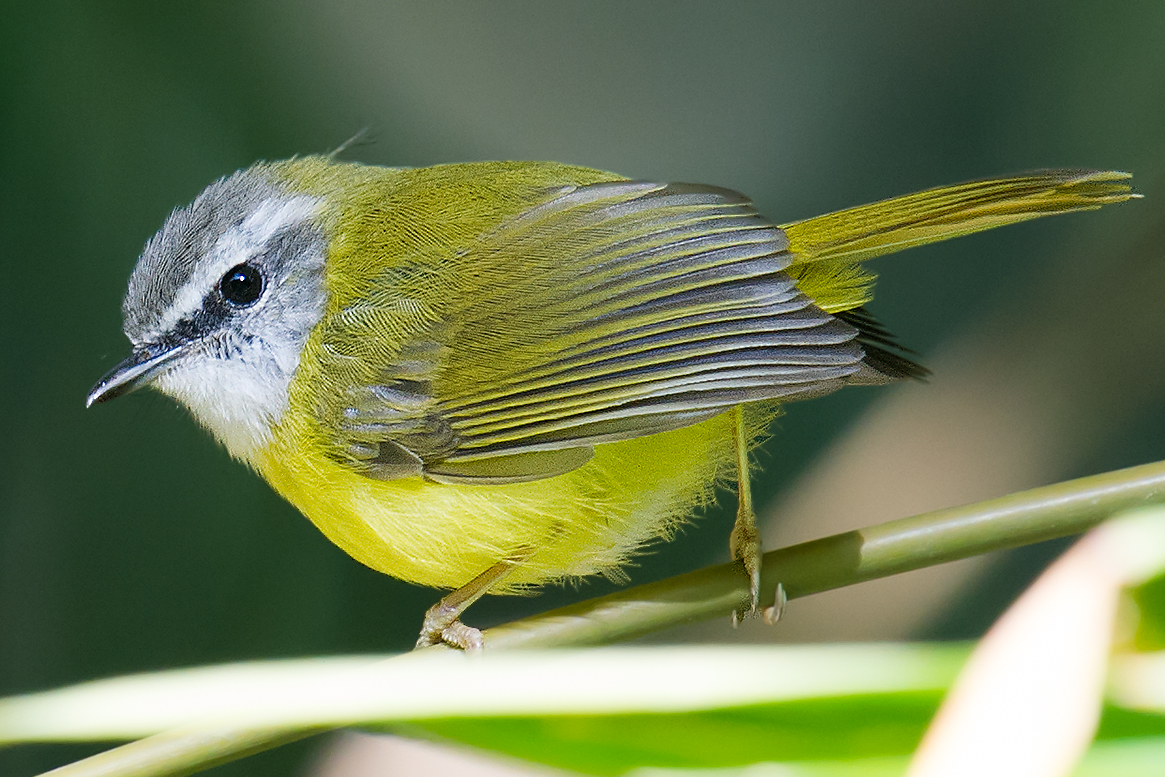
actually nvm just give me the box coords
[255,410,757,592]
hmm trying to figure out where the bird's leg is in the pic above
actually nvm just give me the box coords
[728,406,783,625]
[415,549,530,651]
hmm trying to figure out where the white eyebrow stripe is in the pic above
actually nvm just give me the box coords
[144,195,321,341]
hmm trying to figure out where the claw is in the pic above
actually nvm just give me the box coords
[763,583,787,625]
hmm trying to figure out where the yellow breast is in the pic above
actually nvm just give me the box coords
[256,405,764,591]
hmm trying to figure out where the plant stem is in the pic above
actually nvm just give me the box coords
[487,458,1165,648]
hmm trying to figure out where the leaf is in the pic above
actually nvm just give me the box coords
[0,644,965,744]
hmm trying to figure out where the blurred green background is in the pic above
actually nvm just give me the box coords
[2,2,1164,775]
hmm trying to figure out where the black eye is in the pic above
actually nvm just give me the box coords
[219,263,264,306]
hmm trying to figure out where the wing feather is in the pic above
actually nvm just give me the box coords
[326,178,865,482]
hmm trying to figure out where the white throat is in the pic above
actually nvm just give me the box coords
[143,194,328,462]
[154,333,311,462]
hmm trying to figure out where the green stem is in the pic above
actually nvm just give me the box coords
[488,458,1165,648]
[41,459,1165,777]
[41,728,318,777]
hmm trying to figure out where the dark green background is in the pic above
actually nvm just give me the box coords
[2,2,1164,775]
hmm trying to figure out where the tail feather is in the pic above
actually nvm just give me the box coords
[782,170,1136,266]
[782,170,1137,315]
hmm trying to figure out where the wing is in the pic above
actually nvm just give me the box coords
[324,179,868,484]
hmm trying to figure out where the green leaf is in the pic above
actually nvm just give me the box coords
[0,644,966,744]
[403,692,944,775]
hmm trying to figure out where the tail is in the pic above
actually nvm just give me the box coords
[782,170,1137,314]
[779,170,1138,381]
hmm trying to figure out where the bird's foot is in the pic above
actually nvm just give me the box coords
[729,508,785,626]
[730,509,763,625]
[413,553,530,651]
[415,599,485,651]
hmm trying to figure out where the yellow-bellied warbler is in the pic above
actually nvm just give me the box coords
[87,159,1136,648]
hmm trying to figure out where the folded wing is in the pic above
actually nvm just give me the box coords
[330,180,877,484]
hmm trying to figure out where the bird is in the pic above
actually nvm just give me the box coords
[87,157,1135,649]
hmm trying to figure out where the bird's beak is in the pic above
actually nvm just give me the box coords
[86,343,184,407]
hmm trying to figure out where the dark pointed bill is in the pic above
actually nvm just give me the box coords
[87,344,184,407]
